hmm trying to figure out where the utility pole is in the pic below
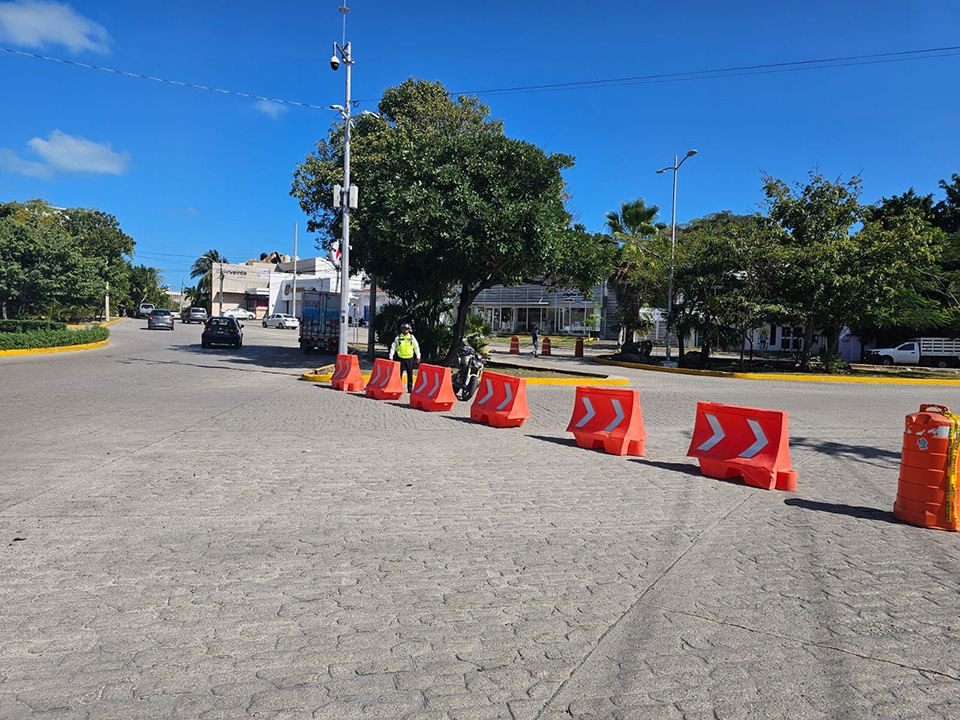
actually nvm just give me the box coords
[218,263,224,316]
[331,2,353,356]
[104,258,110,321]
[292,223,298,317]
[367,273,377,361]
[179,279,184,314]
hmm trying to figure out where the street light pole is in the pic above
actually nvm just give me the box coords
[657,149,697,364]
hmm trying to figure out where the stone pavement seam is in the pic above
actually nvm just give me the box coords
[532,488,761,719]
[660,607,960,682]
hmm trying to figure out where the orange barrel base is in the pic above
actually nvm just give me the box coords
[893,404,959,531]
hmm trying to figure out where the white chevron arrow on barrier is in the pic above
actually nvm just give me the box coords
[478,379,494,405]
[574,397,595,428]
[379,366,391,387]
[495,382,513,410]
[739,419,768,458]
[429,373,440,397]
[370,364,382,386]
[697,413,725,451]
[414,370,427,394]
[603,398,625,432]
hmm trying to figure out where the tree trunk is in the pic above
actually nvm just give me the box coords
[442,285,484,365]
[801,324,815,369]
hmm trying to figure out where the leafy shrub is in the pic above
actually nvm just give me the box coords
[0,319,67,333]
[810,349,851,374]
[0,326,109,351]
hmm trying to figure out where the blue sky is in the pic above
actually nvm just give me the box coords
[1,0,958,291]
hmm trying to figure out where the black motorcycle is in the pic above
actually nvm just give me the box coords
[451,341,487,401]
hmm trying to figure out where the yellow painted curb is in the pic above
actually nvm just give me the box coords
[299,368,629,386]
[595,356,960,386]
[66,317,125,329]
[0,339,109,357]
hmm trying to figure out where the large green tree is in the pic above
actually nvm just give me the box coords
[292,78,615,361]
[764,171,939,366]
[0,199,135,320]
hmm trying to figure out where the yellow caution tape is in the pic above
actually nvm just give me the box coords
[931,405,960,527]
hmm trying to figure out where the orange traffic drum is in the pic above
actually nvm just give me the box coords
[894,404,959,531]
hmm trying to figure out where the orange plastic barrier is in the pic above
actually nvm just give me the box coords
[565,387,646,456]
[331,354,365,392]
[541,337,551,356]
[686,402,797,491]
[365,358,405,400]
[470,371,532,428]
[894,404,959,531]
[509,336,520,354]
[574,337,584,357]
[410,363,457,412]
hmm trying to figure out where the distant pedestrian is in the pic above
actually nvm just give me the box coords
[531,326,539,357]
[389,322,421,393]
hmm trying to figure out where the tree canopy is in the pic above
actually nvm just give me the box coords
[292,78,615,360]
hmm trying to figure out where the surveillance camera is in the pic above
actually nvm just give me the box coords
[330,55,340,71]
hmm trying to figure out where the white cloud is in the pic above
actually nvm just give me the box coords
[0,148,51,179]
[253,99,288,119]
[0,130,129,178]
[0,0,110,53]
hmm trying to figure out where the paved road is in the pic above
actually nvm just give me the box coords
[1,319,958,719]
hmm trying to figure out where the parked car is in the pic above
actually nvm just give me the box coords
[201,317,243,348]
[181,307,209,324]
[263,313,300,330]
[137,302,155,318]
[147,308,175,330]
[170,309,181,320]
[224,307,256,321]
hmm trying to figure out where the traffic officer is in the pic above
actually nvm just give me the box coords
[388,322,421,393]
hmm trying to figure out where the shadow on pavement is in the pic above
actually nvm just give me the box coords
[783,498,900,524]
[528,434,579,449]
[177,342,331,371]
[792,436,900,462]
[631,459,702,478]
[118,355,296,377]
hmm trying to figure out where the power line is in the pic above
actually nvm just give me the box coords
[0,46,327,110]
[4,43,958,108]
[448,44,960,97]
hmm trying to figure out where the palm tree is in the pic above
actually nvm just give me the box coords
[605,198,662,241]
[190,249,228,310]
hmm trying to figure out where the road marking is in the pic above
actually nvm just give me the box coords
[575,397,595,428]
[495,382,513,410]
[739,418,768,458]
[603,398,625,432]
[478,379,494,405]
[698,413,725,451]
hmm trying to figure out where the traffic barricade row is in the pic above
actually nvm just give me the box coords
[329,356,959,531]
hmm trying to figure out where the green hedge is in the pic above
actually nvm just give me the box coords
[0,319,67,333]
[0,326,109,351]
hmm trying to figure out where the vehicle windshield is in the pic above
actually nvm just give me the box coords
[151,310,172,316]
[206,318,236,328]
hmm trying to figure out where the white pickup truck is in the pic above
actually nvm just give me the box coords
[867,337,960,368]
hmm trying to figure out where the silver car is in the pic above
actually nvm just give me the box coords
[262,313,299,329]
[147,309,175,330]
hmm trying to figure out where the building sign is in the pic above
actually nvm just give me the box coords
[562,291,582,304]
[214,262,275,294]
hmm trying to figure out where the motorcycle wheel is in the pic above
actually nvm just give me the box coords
[459,376,479,402]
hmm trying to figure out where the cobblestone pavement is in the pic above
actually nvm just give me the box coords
[0,320,958,719]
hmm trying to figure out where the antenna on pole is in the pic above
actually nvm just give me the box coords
[340,1,350,47]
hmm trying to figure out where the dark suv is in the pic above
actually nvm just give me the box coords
[181,307,208,324]
[201,317,243,348]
